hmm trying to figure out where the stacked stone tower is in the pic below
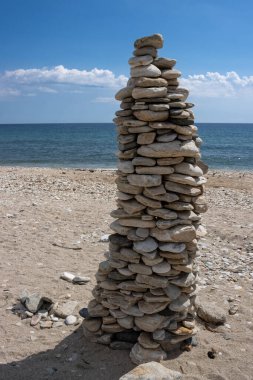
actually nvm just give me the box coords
[83,34,208,364]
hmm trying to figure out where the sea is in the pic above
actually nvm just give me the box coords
[0,123,252,171]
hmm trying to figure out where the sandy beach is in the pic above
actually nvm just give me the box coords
[0,166,253,380]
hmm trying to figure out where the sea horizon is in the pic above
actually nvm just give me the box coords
[0,122,253,171]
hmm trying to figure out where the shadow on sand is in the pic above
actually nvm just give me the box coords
[0,326,135,380]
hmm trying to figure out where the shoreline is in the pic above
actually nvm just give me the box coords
[1,164,253,173]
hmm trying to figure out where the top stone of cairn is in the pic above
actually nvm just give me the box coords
[134,33,164,49]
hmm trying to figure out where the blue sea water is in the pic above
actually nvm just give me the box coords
[0,123,252,170]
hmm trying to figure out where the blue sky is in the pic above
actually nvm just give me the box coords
[0,0,253,123]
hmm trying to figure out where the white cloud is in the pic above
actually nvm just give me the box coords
[1,65,253,101]
[180,71,253,97]
[0,65,128,99]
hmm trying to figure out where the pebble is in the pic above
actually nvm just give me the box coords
[65,315,77,325]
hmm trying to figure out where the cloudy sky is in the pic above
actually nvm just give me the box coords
[0,0,253,123]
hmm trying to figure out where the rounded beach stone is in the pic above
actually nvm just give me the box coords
[134,33,164,49]
[135,77,168,87]
[161,69,181,79]
[128,54,153,67]
[131,64,161,78]
[132,87,167,99]
[196,299,226,324]
[153,57,177,69]
[65,315,77,325]
[137,140,199,158]
[152,261,171,274]
[133,237,158,253]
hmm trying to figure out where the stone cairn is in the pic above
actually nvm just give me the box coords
[83,34,208,365]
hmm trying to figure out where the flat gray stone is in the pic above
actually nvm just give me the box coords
[127,174,161,187]
[25,293,43,313]
[137,140,199,158]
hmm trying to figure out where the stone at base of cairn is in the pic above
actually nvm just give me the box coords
[82,33,207,365]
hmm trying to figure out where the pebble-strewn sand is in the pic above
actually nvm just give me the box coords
[0,167,253,380]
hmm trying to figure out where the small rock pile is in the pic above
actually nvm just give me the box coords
[83,33,208,364]
[13,290,80,328]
